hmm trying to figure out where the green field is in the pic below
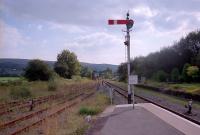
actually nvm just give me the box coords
[0,77,21,82]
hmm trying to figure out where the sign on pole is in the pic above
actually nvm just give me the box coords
[129,75,138,85]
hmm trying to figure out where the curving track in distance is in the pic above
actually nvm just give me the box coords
[102,80,200,126]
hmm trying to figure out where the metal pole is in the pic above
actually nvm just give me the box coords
[126,12,132,105]
[132,85,134,108]
[109,87,112,105]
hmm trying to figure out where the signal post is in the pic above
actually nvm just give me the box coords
[108,12,134,107]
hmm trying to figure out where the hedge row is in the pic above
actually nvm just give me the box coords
[135,84,200,102]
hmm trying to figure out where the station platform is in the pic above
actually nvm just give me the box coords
[88,103,200,135]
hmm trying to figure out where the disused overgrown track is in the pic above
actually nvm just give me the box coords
[0,82,98,135]
[0,82,97,117]
[0,94,63,116]
[9,92,95,135]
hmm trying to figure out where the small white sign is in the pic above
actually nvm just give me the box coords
[129,75,138,84]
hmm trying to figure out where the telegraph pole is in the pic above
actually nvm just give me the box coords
[108,12,134,105]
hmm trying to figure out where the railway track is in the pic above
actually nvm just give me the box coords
[0,94,69,130]
[0,94,62,111]
[0,82,98,135]
[102,80,200,126]
[0,82,98,118]
[0,94,64,116]
[0,92,96,135]
[0,82,97,112]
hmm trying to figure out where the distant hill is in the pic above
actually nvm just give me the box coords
[0,58,118,76]
[81,62,118,72]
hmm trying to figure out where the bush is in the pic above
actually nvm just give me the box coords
[48,79,57,91]
[187,66,199,81]
[10,86,32,99]
[182,63,191,82]
[72,75,82,82]
[80,66,92,79]
[24,59,52,81]
[172,85,181,89]
[79,106,100,115]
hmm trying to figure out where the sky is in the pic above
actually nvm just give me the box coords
[0,0,200,65]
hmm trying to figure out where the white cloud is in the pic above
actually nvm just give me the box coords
[131,5,158,18]
[0,20,25,48]
[37,24,43,30]
[63,32,124,64]
[0,20,30,58]
[48,22,87,33]
[67,32,122,48]
[1,0,200,64]
[165,16,172,22]
[193,12,200,22]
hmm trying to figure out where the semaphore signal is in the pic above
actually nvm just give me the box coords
[108,12,135,108]
[108,19,134,25]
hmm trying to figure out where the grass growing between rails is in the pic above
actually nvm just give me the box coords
[10,86,32,99]
[0,76,94,102]
[78,93,109,116]
[46,92,109,135]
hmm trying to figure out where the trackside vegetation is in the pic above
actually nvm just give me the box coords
[117,30,200,83]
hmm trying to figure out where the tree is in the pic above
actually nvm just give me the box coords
[81,66,93,79]
[182,63,191,82]
[102,68,113,79]
[117,63,127,81]
[187,66,199,81]
[171,68,180,82]
[116,30,200,82]
[24,59,52,81]
[154,70,168,82]
[54,50,81,79]
[195,51,200,67]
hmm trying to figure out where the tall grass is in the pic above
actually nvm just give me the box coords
[10,86,32,99]
[48,78,57,91]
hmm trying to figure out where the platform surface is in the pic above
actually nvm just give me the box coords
[92,103,200,135]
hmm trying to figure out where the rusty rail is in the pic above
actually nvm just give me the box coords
[0,94,64,116]
[9,92,95,135]
[0,93,84,130]
[0,81,96,111]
